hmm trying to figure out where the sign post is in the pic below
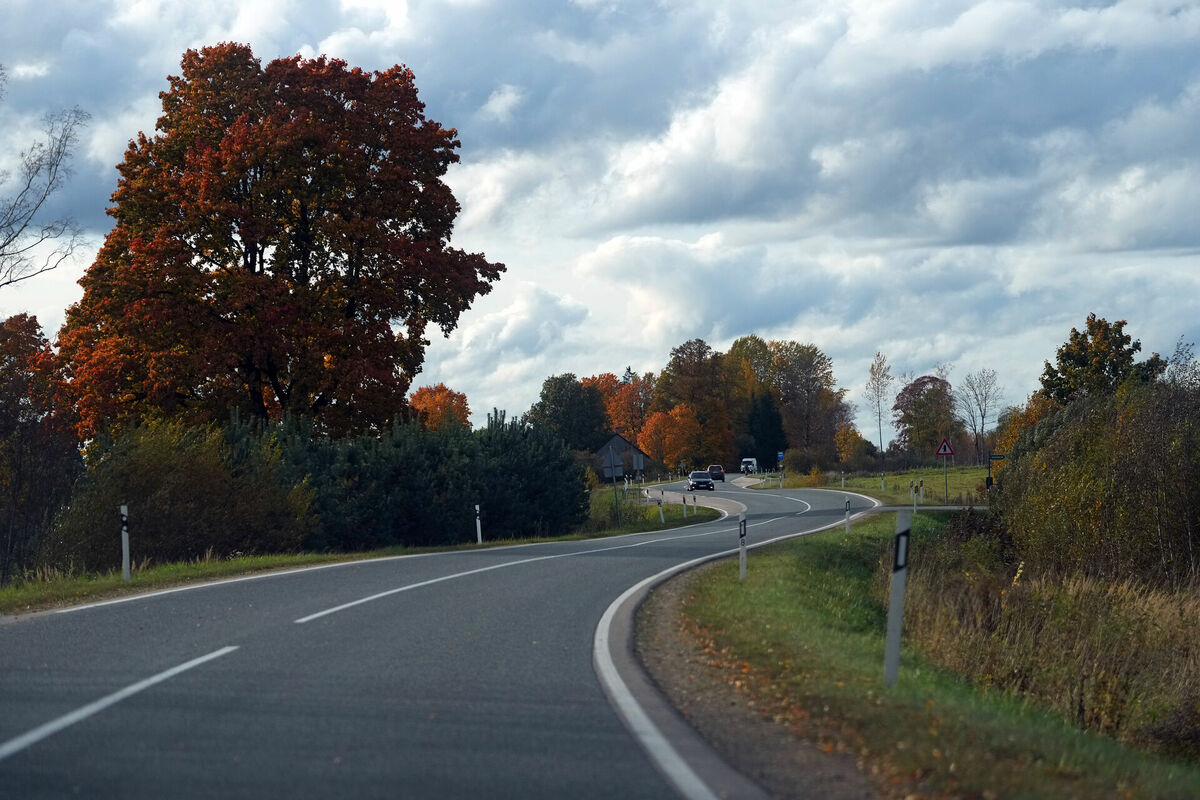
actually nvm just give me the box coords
[935,439,955,503]
[738,512,748,580]
[884,511,912,687]
[475,504,482,544]
[987,453,1005,490]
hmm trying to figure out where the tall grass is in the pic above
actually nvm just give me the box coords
[675,513,1200,798]
[757,465,990,506]
[895,516,1200,757]
[580,487,717,534]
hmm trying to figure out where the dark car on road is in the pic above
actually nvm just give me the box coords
[707,464,725,481]
[688,471,715,491]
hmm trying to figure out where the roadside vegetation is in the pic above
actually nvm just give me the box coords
[0,482,716,616]
[675,513,1200,799]
[672,317,1200,796]
[753,465,990,506]
[581,483,719,535]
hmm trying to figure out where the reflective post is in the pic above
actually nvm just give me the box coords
[120,504,130,582]
[884,511,912,687]
[738,512,747,580]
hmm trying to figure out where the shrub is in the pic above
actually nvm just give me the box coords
[891,511,1200,758]
[44,420,308,572]
[476,410,588,539]
[994,378,1200,586]
[279,419,480,551]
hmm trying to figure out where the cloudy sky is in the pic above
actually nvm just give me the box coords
[3,0,1199,442]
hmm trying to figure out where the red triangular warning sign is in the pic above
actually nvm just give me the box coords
[936,439,955,456]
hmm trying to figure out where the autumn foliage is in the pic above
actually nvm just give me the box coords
[409,383,470,430]
[55,43,502,438]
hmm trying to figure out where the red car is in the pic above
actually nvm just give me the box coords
[707,464,725,482]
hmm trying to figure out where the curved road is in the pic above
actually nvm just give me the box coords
[0,479,876,799]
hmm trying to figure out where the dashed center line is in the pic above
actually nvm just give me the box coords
[0,646,239,762]
[293,517,785,623]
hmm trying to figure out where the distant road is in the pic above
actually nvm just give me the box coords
[0,480,876,799]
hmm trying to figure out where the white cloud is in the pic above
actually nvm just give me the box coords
[84,94,162,173]
[479,83,524,123]
[3,0,1199,435]
[10,61,51,79]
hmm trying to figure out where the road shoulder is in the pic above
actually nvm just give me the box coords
[635,563,880,800]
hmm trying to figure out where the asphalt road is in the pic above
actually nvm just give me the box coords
[0,479,877,799]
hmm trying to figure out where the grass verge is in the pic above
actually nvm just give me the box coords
[677,512,1200,799]
[753,466,990,506]
[0,491,720,616]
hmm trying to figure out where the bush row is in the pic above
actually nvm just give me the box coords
[40,412,588,574]
[994,376,1200,586]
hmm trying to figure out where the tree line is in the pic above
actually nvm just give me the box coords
[520,336,1009,477]
[986,314,1198,585]
[0,44,581,586]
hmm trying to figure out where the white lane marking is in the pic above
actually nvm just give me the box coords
[747,492,812,511]
[54,508,733,616]
[591,505,881,800]
[0,646,239,762]
[294,518,784,624]
[594,572,722,800]
[54,555,442,614]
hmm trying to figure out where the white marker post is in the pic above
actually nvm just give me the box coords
[657,498,665,524]
[884,511,912,687]
[844,498,851,532]
[475,504,482,544]
[738,512,747,580]
[119,505,130,582]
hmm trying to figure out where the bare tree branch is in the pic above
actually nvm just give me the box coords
[955,368,1004,464]
[864,351,894,467]
[0,66,90,289]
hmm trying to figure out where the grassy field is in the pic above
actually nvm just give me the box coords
[0,488,719,616]
[674,512,1200,799]
[754,465,991,506]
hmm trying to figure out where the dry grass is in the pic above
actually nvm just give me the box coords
[761,465,991,506]
[678,513,1200,798]
[897,523,1200,758]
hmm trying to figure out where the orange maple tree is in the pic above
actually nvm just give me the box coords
[637,411,671,465]
[607,374,655,442]
[409,383,470,430]
[664,403,703,468]
[56,43,503,438]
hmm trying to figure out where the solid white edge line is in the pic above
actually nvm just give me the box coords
[594,562,724,800]
[54,496,735,617]
[0,645,239,762]
[592,491,882,800]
